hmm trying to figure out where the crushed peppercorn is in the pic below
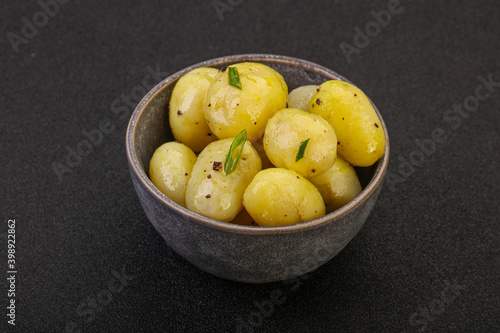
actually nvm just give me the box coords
[213,161,222,171]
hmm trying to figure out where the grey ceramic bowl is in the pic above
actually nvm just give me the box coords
[126,54,389,283]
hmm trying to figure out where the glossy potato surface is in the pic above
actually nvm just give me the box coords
[309,80,385,166]
[185,138,262,222]
[243,168,325,226]
[264,108,337,177]
[169,67,219,153]
[204,62,288,142]
[309,156,362,213]
[288,85,318,111]
[149,142,197,207]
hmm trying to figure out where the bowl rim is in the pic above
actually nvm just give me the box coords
[126,53,390,235]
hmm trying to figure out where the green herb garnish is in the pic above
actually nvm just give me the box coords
[228,67,242,90]
[224,129,247,175]
[296,138,310,162]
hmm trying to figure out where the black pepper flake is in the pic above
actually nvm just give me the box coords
[374,123,379,128]
[208,103,211,107]
[213,161,222,171]
[207,174,212,178]
[312,169,316,173]
[354,93,357,96]
[207,133,212,136]
[316,98,321,105]
[337,141,340,145]
[177,110,182,115]
[316,87,320,92]
[206,194,211,198]
[185,173,188,176]
[221,66,227,72]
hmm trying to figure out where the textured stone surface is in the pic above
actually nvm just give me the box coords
[2,1,499,332]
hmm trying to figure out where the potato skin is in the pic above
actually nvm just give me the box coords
[309,80,386,167]
[264,108,337,177]
[243,168,325,226]
[185,138,262,222]
[288,85,318,111]
[204,62,288,142]
[169,67,219,153]
[308,156,362,213]
[149,142,197,207]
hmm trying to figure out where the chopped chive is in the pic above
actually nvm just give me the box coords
[296,138,310,162]
[224,129,247,175]
[228,67,242,90]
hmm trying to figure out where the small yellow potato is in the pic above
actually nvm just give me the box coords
[288,85,318,111]
[309,80,386,167]
[264,108,337,177]
[169,67,219,153]
[243,168,325,226]
[185,138,262,222]
[149,142,197,207]
[308,156,362,213]
[204,62,288,142]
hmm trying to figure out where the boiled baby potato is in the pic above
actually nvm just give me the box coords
[309,156,362,213]
[243,168,325,226]
[204,62,288,142]
[169,67,219,153]
[149,141,197,207]
[185,138,262,222]
[309,80,386,167]
[288,85,318,111]
[264,108,337,177]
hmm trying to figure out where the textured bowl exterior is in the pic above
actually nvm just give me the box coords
[126,54,389,283]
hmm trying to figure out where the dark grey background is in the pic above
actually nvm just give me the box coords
[1,0,499,332]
